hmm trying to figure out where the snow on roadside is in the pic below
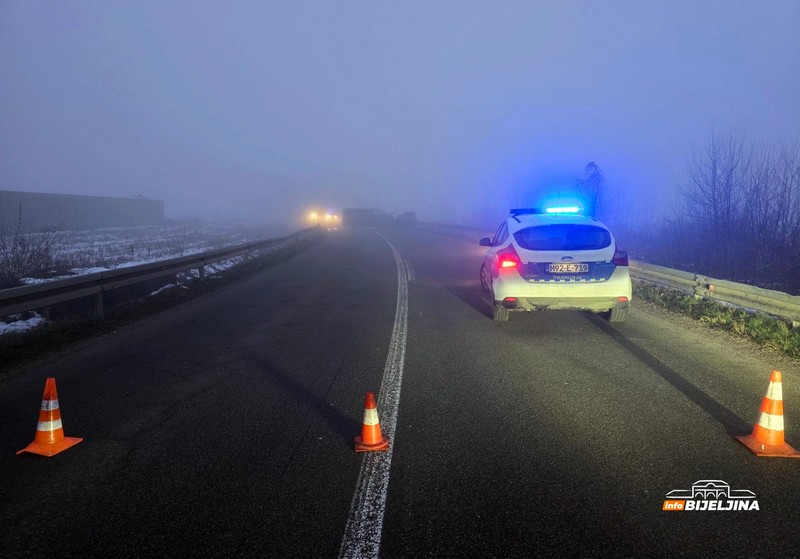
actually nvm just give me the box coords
[149,283,178,296]
[207,256,246,273]
[21,267,111,285]
[2,223,293,336]
[145,255,246,297]
[18,224,284,286]
[0,313,45,335]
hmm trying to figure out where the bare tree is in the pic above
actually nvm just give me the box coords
[774,143,800,290]
[624,133,800,292]
[0,204,63,288]
[681,132,749,278]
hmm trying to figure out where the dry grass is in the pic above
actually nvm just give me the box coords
[634,282,800,358]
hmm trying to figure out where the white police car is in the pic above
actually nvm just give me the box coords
[479,207,632,322]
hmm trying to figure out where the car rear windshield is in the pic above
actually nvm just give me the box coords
[513,224,612,251]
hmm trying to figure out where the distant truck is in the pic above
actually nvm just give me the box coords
[395,211,418,227]
[341,208,418,228]
[341,208,392,227]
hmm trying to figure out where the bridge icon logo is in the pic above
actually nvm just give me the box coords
[662,480,758,511]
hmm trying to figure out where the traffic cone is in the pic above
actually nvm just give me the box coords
[354,391,389,452]
[735,370,800,458]
[17,378,83,457]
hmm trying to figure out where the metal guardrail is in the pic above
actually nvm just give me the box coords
[419,222,800,324]
[0,227,318,319]
[630,261,800,324]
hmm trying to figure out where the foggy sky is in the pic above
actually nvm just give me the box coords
[1,1,799,227]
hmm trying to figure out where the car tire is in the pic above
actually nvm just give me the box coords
[604,306,628,323]
[492,304,510,322]
[480,264,491,293]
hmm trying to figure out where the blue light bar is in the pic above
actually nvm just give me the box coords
[544,206,581,214]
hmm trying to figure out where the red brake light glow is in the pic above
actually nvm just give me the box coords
[612,249,629,266]
[496,245,521,268]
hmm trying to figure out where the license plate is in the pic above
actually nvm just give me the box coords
[548,263,588,273]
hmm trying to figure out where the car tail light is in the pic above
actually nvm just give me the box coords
[496,245,521,268]
[612,249,628,266]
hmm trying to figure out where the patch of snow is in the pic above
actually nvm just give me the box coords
[71,266,111,275]
[0,313,45,336]
[149,284,177,296]
[207,256,245,273]
[8,220,294,288]
[20,265,111,285]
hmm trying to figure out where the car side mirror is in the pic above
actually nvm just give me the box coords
[479,237,492,247]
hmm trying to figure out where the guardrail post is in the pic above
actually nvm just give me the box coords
[94,292,104,318]
[198,265,205,281]
[693,274,702,299]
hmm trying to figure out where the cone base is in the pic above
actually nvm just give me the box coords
[734,435,800,458]
[17,436,83,457]
[354,435,389,452]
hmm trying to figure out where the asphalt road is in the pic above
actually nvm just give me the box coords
[2,227,799,558]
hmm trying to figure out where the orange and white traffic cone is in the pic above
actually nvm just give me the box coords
[354,391,390,452]
[735,370,800,458]
[17,378,83,457]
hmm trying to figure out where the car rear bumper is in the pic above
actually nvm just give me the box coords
[498,296,630,312]
[492,267,632,312]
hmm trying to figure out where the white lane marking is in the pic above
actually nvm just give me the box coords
[339,235,408,559]
[404,259,415,283]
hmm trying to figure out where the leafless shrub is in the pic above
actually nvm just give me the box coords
[645,134,800,292]
[680,132,750,278]
[0,205,63,288]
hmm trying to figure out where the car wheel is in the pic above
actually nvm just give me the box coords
[480,264,491,293]
[604,307,628,323]
[492,304,510,322]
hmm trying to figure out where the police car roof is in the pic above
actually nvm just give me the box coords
[506,211,602,230]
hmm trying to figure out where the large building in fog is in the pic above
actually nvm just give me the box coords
[0,190,164,231]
